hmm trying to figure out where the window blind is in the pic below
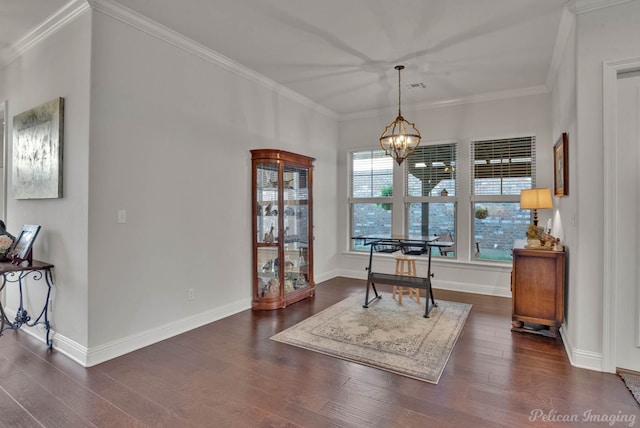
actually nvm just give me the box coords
[349,150,393,198]
[470,136,535,196]
[406,143,457,197]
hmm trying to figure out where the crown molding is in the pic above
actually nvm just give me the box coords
[574,0,634,14]
[340,85,551,122]
[7,0,629,121]
[88,0,338,120]
[0,0,337,120]
[546,5,576,90]
[0,0,90,69]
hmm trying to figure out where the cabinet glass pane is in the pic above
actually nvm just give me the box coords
[282,245,309,294]
[283,165,310,294]
[256,162,279,244]
[257,247,279,299]
[282,166,309,245]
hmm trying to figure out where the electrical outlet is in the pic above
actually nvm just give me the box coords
[188,288,195,300]
[117,209,127,224]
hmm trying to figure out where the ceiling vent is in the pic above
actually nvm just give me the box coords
[407,82,426,90]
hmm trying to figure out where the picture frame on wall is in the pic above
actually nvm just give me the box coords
[554,132,568,197]
[12,97,64,199]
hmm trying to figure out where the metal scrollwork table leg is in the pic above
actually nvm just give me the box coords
[0,262,54,349]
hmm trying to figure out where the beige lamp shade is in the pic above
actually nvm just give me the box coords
[520,188,553,209]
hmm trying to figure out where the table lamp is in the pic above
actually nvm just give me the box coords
[520,188,552,226]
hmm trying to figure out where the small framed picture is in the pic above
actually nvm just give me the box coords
[554,132,568,197]
[8,225,41,260]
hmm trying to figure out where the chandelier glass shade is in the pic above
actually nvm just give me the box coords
[379,65,421,165]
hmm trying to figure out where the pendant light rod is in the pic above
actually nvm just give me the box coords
[395,65,404,117]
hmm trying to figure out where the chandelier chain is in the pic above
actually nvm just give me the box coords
[396,65,403,117]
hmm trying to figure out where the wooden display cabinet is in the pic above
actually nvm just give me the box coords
[511,248,565,338]
[251,149,315,310]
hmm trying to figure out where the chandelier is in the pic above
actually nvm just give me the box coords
[379,65,421,165]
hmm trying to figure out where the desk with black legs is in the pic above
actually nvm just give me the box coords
[352,235,455,318]
[0,260,54,348]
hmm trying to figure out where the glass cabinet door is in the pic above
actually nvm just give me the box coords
[283,165,310,294]
[255,162,279,300]
[255,162,279,245]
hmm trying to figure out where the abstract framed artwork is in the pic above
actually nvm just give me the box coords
[12,97,64,199]
[553,132,568,197]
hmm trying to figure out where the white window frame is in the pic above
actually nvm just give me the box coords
[348,149,394,248]
[404,140,458,256]
[470,135,537,261]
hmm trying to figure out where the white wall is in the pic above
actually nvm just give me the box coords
[0,9,92,350]
[337,92,553,297]
[551,12,579,362]
[85,9,337,362]
[0,3,337,365]
[567,0,640,370]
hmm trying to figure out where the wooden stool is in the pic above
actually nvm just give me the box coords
[393,256,420,304]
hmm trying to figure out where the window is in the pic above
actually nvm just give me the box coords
[471,136,536,261]
[348,136,536,262]
[406,143,457,257]
[349,150,393,250]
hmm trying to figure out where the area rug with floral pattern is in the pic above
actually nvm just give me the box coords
[271,293,471,384]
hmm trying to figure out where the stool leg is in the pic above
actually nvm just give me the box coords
[411,287,420,303]
[408,260,419,303]
[395,257,420,305]
[394,259,403,303]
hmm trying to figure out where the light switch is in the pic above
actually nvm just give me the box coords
[117,209,127,224]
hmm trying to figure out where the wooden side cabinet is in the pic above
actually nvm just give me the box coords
[511,248,565,338]
[251,149,315,310]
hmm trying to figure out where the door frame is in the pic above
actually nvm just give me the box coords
[602,57,640,372]
[0,100,6,222]
[0,100,6,308]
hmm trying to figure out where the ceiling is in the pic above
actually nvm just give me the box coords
[1,0,575,118]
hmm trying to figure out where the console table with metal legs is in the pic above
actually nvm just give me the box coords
[352,236,455,318]
[0,260,54,348]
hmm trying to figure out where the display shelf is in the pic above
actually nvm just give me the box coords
[251,149,315,310]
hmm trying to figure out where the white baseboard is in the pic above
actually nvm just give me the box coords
[315,269,341,284]
[52,332,89,366]
[6,298,252,367]
[83,297,252,367]
[430,279,512,298]
[561,326,606,372]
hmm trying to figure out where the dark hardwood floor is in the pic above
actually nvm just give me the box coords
[1,277,638,427]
